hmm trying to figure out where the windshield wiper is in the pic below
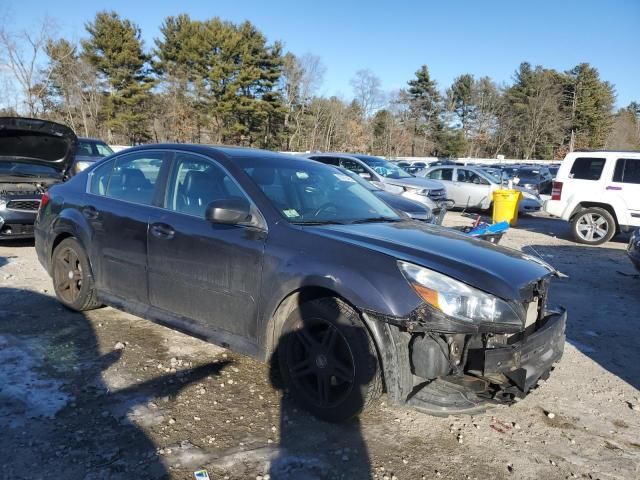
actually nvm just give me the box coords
[349,217,402,224]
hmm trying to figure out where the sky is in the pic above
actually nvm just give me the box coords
[2,0,639,108]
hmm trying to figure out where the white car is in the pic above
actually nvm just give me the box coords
[545,151,640,245]
[421,165,542,214]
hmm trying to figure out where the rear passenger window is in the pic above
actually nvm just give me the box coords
[309,156,339,166]
[427,168,453,181]
[613,158,640,184]
[569,157,606,180]
[340,159,367,175]
[105,152,165,205]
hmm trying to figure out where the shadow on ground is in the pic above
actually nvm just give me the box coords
[0,287,230,479]
[267,296,373,479]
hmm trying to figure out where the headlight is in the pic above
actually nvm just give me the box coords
[74,161,93,173]
[0,200,6,211]
[398,261,523,326]
[405,187,429,196]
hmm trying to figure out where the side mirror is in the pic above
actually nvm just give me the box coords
[359,172,372,181]
[205,198,251,225]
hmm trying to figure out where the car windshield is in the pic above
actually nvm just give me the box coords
[353,155,413,179]
[517,169,542,181]
[0,162,61,177]
[244,162,400,225]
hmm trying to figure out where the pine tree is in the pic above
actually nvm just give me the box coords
[407,65,441,156]
[565,63,615,150]
[82,11,154,144]
[447,74,474,133]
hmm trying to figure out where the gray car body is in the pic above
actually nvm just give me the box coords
[421,165,543,213]
[35,145,562,406]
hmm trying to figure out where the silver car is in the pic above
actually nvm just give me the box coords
[420,165,542,213]
[304,153,449,214]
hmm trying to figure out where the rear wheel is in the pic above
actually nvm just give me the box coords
[278,297,382,422]
[571,207,616,245]
[52,238,101,311]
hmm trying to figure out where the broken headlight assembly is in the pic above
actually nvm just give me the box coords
[398,261,523,328]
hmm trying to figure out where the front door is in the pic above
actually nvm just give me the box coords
[146,151,266,341]
[611,157,640,223]
[454,168,492,209]
[84,150,168,303]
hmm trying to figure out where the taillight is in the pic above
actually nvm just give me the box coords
[551,181,563,201]
[39,192,50,211]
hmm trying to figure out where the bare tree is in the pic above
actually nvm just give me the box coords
[281,52,325,150]
[0,16,62,117]
[350,69,383,118]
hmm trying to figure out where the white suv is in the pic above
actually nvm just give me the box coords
[545,151,640,245]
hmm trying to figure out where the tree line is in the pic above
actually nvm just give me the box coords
[1,11,638,158]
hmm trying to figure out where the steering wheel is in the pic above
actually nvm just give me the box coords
[313,202,339,217]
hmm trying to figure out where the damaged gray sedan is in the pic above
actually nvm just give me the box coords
[34,145,565,422]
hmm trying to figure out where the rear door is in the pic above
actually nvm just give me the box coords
[611,157,640,224]
[565,156,607,203]
[146,151,266,341]
[84,150,168,303]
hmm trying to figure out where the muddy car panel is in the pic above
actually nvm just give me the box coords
[0,117,77,239]
[35,145,566,416]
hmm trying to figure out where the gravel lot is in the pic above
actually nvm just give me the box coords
[1,212,639,480]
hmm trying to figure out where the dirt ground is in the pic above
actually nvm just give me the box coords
[1,211,639,480]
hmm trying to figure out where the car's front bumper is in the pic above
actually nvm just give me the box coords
[0,208,37,239]
[469,309,566,392]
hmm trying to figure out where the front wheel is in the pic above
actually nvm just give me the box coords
[571,207,616,245]
[278,298,382,422]
[52,238,101,311]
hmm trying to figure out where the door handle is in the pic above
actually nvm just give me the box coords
[82,206,99,220]
[150,222,175,240]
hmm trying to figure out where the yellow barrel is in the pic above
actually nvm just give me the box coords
[492,189,521,226]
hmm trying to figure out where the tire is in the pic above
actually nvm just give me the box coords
[278,297,382,422]
[571,207,616,245]
[52,238,101,311]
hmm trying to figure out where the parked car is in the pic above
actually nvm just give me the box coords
[71,137,114,175]
[628,229,640,273]
[545,151,640,245]
[421,165,543,213]
[35,144,566,421]
[513,166,552,195]
[0,117,76,239]
[338,168,435,223]
[548,164,561,178]
[303,153,449,221]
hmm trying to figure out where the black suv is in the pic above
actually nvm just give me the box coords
[0,118,76,239]
[35,144,566,421]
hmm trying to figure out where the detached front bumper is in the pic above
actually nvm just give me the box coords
[469,309,566,392]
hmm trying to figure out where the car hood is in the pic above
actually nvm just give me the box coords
[0,117,77,175]
[373,190,430,214]
[309,221,554,301]
[383,176,444,191]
